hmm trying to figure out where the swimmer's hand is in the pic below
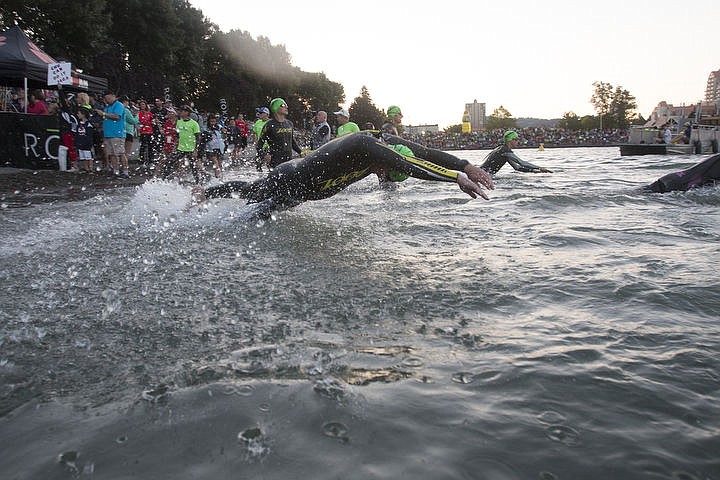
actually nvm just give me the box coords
[533,167,553,173]
[464,164,494,191]
[457,172,489,200]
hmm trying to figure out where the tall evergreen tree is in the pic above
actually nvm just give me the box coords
[348,86,384,129]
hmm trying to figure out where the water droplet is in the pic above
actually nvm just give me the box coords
[322,422,349,442]
[537,411,566,425]
[451,372,475,384]
[545,425,581,447]
[236,384,255,396]
[401,357,424,368]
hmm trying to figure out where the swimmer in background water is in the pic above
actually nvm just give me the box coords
[192,131,494,216]
[643,153,720,193]
[481,130,553,175]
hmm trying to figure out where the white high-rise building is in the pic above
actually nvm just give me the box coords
[705,69,720,102]
[464,99,486,131]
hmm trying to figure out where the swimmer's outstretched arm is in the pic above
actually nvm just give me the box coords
[505,152,553,173]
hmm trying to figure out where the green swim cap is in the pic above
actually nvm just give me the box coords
[388,144,413,182]
[504,130,519,142]
[387,105,402,117]
[270,98,287,114]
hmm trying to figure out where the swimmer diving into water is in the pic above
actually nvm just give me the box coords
[192,131,494,214]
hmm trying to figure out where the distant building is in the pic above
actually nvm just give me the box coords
[464,99,486,131]
[706,69,720,102]
[645,101,695,127]
[404,124,439,135]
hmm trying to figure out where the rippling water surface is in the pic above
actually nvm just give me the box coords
[1,147,719,479]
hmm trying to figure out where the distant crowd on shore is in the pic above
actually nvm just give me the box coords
[405,128,630,151]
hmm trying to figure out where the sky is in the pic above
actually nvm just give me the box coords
[189,0,720,128]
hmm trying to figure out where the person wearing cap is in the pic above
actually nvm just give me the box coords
[256,98,302,168]
[252,107,270,171]
[382,105,403,135]
[334,108,360,138]
[192,130,494,217]
[480,130,553,175]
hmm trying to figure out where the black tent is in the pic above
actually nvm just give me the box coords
[0,26,107,93]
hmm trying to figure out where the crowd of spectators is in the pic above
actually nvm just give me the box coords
[404,127,629,150]
[2,86,633,176]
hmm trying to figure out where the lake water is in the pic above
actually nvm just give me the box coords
[1,147,719,479]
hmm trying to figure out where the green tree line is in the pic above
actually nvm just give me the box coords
[0,0,346,125]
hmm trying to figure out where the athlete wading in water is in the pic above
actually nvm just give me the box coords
[192,131,495,215]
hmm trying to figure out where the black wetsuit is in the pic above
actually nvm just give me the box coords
[481,144,544,174]
[256,118,302,168]
[205,132,468,211]
[644,154,720,193]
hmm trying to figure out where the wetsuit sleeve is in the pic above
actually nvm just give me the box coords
[292,135,302,155]
[381,133,470,171]
[205,181,252,199]
[504,152,542,172]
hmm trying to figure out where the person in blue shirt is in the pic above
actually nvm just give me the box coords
[95,90,127,177]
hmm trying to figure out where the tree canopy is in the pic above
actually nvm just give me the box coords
[0,0,345,123]
[347,86,384,130]
[486,105,516,130]
[590,81,637,129]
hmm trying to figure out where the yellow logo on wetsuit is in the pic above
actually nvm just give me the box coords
[319,167,371,191]
[380,143,458,180]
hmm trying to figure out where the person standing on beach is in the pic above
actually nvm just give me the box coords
[252,107,270,171]
[311,111,331,149]
[334,108,359,138]
[175,105,202,183]
[96,91,128,177]
[480,130,553,175]
[256,98,302,168]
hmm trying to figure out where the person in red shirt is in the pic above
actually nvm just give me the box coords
[155,108,179,179]
[26,90,49,115]
[231,113,248,162]
[137,100,155,169]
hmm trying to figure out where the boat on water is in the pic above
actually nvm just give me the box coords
[619,104,720,156]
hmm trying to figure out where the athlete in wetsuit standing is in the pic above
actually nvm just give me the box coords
[256,98,302,168]
[481,130,553,175]
[194,131,494,215]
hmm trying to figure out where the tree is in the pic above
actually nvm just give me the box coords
[0,0,111,69]
[558,111,582,131]
[590,81,637,129]
[348,86,384,130]
[444,124,462,134]
[580,115,599,130]
[608,85,638,129]
[486,105,516,130]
